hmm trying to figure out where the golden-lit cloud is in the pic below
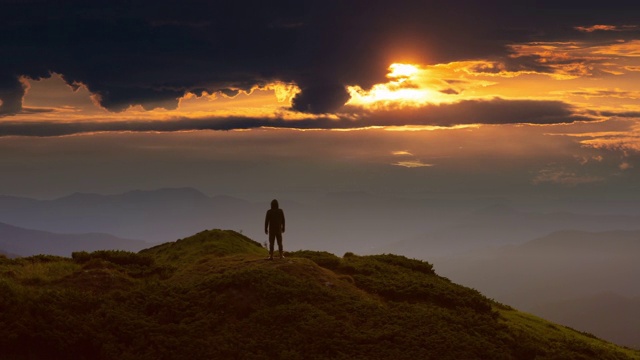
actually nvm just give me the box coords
[574,25,636,33]
[392,150,413,156]
[563,88,640,100]
[581,135,640,153]
[345,62,504,110]
[392,160,433,168]
[344,38,640,117]
[14,74,309,123]
[389,148,433,168]
[619,161,633,170]
[532,167,604,186]
[176,82,301,119]
[592,40,640,57]
[7,29,640,137]
[346,63,448,109]
[576,155,604,165]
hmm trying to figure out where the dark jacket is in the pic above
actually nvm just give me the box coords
[265,200,285,234]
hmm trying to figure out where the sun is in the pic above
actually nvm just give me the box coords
[347,63,450,109]
[387,63,420,79]
[345,63,443,109]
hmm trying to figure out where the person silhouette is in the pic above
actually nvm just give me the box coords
[264,199,285,260]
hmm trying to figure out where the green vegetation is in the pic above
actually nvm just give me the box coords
[0,229,638,359]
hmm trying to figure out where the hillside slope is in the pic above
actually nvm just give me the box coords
[0,229,638,360]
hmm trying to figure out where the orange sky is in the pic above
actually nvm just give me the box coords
[15,34,640,126]
[2,23,640,199]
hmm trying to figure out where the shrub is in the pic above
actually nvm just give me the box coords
[287,250,342,270]
[24,254,66,263]
[368,254,435,275]
[72,250,154,267]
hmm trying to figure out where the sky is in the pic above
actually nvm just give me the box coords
[1,0,640,202]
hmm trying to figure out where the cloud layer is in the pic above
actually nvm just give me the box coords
[2,0,639,116]
[0,98,591,137]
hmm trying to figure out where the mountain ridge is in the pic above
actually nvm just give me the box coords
[5,187,640,257]
[0,221,148,257]
[0,229,638,359]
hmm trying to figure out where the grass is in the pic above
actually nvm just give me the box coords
[140,229,267,265]
[499,309,640,360]
[0,256,80,285]
[0,229,638,360]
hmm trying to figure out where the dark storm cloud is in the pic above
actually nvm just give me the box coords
[1,0,638,115]
[0,98,590,137]
[598,110,640,118]
[357,98,589,127]
[0,75,26,115]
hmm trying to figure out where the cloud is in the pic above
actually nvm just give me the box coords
[575,25,638,33]
[619,161,633,170]
[581,135,640,153]
[0,76,27,115]
[505,42,628,79]
[568,88,640,100]
[2,1,639,116]
[532,167,604,186]
[390,149,432,168]
[0,97,593,137]
[597,110,640,118]
[576,155,604,166]
[392,150,413,156]
[392,160,433,168]
[291,83,351,114]
[353,98,590,127]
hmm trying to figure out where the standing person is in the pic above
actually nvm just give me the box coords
[264,199,285,260]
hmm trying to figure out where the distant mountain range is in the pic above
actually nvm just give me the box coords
[0,221,148,257]
[0,187,258,244]
[376,204,640,256]
[431,229,640,348]
[3,188,640,257]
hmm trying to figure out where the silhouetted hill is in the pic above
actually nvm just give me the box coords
[0,221,148,257]
[0,229,638,359]
[433,229,640,347]
[531,292,640,350]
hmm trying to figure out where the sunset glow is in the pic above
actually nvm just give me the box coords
[2,3,640,352]
[1,4,640,199]
[346,63,447,108]
[387,63,420,78]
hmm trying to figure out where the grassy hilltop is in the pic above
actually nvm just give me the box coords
[0,229,638,360]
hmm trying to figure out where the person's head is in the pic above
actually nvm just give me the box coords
[271,199,279,209]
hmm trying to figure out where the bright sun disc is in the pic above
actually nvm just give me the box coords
[388,63,419,78]
[346,63,445,108]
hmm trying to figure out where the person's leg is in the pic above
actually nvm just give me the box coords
[268,232,275,259]
[276,233,283,258]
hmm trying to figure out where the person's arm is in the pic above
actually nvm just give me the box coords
[281,210,285,233]
[264,210,270,234]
